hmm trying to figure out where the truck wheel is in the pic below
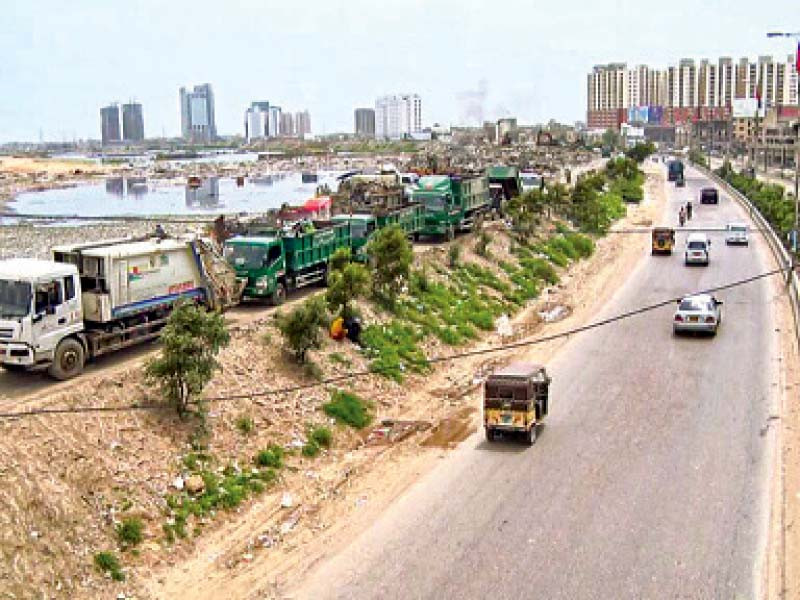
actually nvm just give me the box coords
[524,425,536,446]
[48,338,85,380]
[485,428,495,442]
[271,283,287,306]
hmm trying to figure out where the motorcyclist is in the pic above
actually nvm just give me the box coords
[686,201,693,220]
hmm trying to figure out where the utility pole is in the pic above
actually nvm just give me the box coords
[767,31,800,253]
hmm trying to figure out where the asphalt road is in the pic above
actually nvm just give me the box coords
[298,164,780,599]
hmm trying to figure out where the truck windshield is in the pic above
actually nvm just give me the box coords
[521,176,541,187]
[423,195,447,212]
[0,280,31,318]
[351,221,372,239]
[224,244,267,269]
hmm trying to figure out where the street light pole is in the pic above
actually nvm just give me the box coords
[767,31,800,253]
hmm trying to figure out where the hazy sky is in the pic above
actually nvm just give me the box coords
[0,0,796,142]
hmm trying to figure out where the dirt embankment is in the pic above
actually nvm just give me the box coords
[0,164,665,600]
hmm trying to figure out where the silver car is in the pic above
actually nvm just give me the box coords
[725,222,749,245]
[673,294,723,335]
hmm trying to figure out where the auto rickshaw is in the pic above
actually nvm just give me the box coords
[651,227,675,255]
[484,363,550,445]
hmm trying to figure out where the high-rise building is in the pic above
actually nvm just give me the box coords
[587,54,799,129]
[100,104,121,145]
[122,102,144,142]
[268,106,281,138]
[245,101,270,142]
[375,94,422,139]
[280,112,295,137]
[354,108,375,137]
[180,84,217,142]
[295,110,311,136]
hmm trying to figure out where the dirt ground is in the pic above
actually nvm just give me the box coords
[141,164,667,600]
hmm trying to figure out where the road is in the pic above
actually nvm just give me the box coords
[297,164,781,599]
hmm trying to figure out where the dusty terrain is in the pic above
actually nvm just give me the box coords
[0,163,662,600]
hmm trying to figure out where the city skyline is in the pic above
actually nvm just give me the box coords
[1,0,797,143]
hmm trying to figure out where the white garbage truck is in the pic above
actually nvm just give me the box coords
[0,234,242,380]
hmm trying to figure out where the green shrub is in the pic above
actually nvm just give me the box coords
[361,321,429,381]
[116,517,144,548]
[565,233,594,258]
[323,389,373,429]
[302,441,320,457]
[235,414,254,435]
[309,425,333,448]
[94,551,124,581]
[255,444,285,469]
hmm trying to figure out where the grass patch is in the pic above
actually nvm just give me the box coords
[116,517,144,549]
[328,352,352,367]
[361,320,429,381]
[235,414,254,435]
[302,441,320,457]
[94,551,124,581]
[323,389,373,429]
[309,425,333,448]
[255,444,285,469]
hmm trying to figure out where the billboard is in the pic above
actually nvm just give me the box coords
[648,106,664,124]
[627,106,649,124]
[732,98,763,118]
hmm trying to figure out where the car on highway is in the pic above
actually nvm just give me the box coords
[700,187,719,204]
[673,293,723,335]
[725,222,749,245]
[685,232,711,265]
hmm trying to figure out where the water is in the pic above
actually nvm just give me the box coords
[10,172,343,217]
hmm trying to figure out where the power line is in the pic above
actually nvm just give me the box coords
[0,265,788,421]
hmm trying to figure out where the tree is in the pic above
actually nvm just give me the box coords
[145,301,230,417]
[601,128,621,150]
[366,225,413,304]
[329,247,352,273]
[326,261,371,320]
[625,142,656,163]
[274,295,328,363]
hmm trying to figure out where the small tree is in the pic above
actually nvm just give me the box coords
[326,262,370,320]
[329,247,351,273]
[274,295,328,363]
[366,225,412,304]
[145,301,230,417]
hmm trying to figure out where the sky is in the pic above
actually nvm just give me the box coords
[0,0,797,143]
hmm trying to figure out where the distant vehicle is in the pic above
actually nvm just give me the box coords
[601,147,612,158]
[487,166,522,216]
[484,362,550,445]
[668,160,684,182]
[725,223,749,245]
[412,174,490,240]
[673,293,723,335]
[520,171,543,193]
[685,232,711,265]
[651,227,675,255]
[700,187,719,204]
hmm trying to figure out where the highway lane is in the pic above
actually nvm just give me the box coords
[297,164,781,599]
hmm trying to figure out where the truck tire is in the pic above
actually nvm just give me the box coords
[271,283,287,306]
[48,338,85,380]
[524,425,537,446]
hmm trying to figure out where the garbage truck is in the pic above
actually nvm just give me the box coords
[413,173,490,240]
[0,235,241,380]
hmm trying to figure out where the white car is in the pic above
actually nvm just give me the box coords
[673,294,723,335]
[685,233,711,266]
[725,223,749,245]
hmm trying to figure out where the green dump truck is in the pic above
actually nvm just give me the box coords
[413,174,490,240]
[224,220,351,304]
[487,166,523,216]
[331,203,423,260]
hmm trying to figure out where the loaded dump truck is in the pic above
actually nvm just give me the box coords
[413,174,489,240]
[668,159,684,182]
[487,166,522,216]
[331,203,423,260]
[224,220,351,304]
[0,235,241,380]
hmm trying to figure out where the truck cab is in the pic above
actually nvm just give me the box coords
[0,259,84,375]
[224,236,287,303]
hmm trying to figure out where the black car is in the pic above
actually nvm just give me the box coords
[700,187,719,204]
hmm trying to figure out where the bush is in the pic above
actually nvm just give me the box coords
[274,295,328,363]
[116,517,144,548]
[326,261,371,320]
[309,425,333,448]
[255,444,285,469]
[94,551,124,581]
[367,225,413,304]
[145,301,230,417]
[235,414,254,435]
[323,389,373,429]
[302,441,320,458]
